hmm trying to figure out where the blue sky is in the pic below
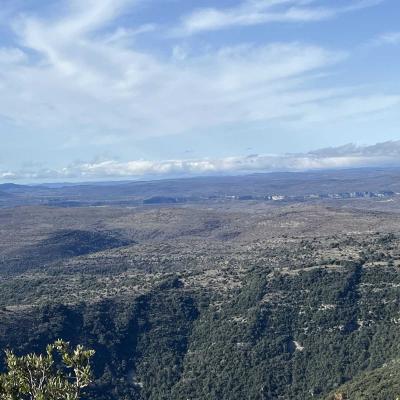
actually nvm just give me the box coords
[0,0,399,181]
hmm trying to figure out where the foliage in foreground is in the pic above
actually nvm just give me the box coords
[0,340,94,400]
[324,360,400,400]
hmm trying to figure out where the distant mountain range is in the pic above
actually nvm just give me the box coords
[1,167,400,208]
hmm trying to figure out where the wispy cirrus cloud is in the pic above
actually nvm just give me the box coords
[0,0,398,175]
[176,0,384,35]
[0,0,396,147]
[2,141,400,182]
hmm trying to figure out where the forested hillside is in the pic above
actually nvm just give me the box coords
[2,178,400,399]
[2,237,400,399]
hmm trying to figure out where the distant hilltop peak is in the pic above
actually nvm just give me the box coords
[0,183,28,190]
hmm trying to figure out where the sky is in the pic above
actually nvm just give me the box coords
[0,0,399,182]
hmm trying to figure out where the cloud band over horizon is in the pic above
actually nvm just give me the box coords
[2,141,400,182]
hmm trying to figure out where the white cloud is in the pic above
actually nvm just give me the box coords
[0,2,347,137]
[104,24,157,45]
[177,0,383,35]
[0,48,26,64]
[371,31,400,46]
[3,141,400,181]
[0,0,396,155]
